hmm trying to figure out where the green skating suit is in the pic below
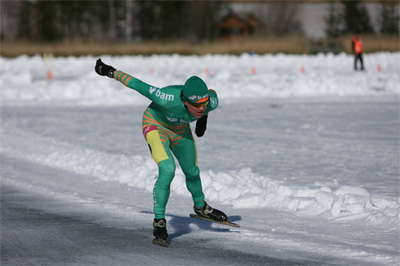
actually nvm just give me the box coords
[113,70,218,219]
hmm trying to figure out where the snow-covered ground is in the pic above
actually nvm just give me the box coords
[1,53,399,265]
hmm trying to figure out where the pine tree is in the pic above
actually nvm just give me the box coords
[17,1,35,40]
[341,0,374,34]
[378,0,399,34]
[34,0,62,42]
[137,0,225,41]
[324,1,343,38]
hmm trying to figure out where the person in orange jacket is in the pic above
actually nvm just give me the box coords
[352,34,364,70]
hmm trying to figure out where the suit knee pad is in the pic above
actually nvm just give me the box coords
[157,160,176,187]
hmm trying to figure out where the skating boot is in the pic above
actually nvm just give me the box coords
[194,202,227,222]
[152,218,168,247]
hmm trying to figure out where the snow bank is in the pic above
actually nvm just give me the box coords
[2,124,399,229]
[1,53,399,105]
[199,168,399,228]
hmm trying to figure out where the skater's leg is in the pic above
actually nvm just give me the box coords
[144,126,175,219]
[172,127,228,222]
[172,130,205,208]
[153,159,175,219]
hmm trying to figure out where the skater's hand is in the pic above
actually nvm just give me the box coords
[95,58,115,78]
[195,115,208,137]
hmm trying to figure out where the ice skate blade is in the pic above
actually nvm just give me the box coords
[190,214,240,228]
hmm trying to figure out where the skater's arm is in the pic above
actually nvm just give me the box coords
[195,89,218,137]
[195,115,207,137]
[113,70,157,99]
[95,58,158,100]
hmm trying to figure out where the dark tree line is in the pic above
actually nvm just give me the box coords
[12,0,228,43]
[137,1,224,41]
[325,0,399,38]
[1,0,398,43]
[17,0,113,42]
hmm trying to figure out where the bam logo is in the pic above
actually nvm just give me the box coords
[189,94,208,101]
[155,89,174,101]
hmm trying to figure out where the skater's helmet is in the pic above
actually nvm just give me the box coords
[182,76,209,104]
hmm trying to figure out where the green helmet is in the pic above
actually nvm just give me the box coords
[182,76,209,104]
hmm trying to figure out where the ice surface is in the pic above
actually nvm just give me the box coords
[1,53,399,265]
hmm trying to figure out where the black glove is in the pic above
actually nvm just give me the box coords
[195,115,208,137]
[95,58,115,78]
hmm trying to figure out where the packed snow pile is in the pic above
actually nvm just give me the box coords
[200,169,399,227]
[1,52,399,105]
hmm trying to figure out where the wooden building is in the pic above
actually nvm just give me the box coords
[219,12,261,39]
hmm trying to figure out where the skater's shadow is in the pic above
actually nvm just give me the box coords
[168,214,241,240]
[141,211,241,242]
